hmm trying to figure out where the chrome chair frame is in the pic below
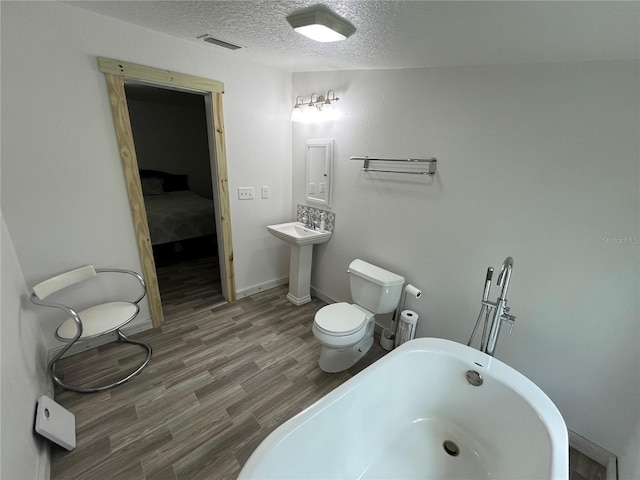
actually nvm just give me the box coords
[31,267,152,393]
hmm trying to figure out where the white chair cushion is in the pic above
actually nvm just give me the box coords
[56,302,139,340]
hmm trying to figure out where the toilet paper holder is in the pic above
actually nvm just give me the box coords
[396,310,419,347]
[382,283,422,350]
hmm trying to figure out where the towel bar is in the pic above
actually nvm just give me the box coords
[350,156,437,176]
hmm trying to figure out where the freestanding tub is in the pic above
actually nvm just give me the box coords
[239,337,568,479]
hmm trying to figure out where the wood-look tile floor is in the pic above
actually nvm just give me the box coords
[51,286,388,480]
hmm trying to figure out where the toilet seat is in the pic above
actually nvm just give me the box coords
[314,303,367,336]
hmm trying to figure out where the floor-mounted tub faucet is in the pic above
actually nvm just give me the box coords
[468,256,516,356]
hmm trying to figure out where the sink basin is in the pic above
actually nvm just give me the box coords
[267,221,332,306]
[267,222,331,246]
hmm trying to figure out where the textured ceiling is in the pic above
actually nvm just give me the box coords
[70,1,639,72]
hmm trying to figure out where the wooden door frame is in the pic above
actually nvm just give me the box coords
[98,57,236,328]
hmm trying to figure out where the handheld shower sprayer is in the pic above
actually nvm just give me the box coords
[482,267,493,302]
[468,267,493,348]
[381,283,422,351]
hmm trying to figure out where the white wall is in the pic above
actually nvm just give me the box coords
[1,213,50,480]
[293,61,640,475]
[622,419,640,479]
[1,1,292,345]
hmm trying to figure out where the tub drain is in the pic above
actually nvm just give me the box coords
[443,440,460,457]
[465,370,483,386]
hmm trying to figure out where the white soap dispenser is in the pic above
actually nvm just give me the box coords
[319,212,326,231]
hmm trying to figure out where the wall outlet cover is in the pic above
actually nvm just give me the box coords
[238,187,255,200]
[34,395,76,450]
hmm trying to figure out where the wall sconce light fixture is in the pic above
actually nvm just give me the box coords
[291,90,340,123]
[286,5,356,43]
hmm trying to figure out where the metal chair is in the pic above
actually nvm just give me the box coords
[30,266,152,393]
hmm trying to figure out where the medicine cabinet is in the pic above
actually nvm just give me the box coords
[306,139,333,208]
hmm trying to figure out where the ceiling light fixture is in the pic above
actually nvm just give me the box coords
[286,6,356,43]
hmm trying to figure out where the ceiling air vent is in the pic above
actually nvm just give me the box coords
[198,34,242,50]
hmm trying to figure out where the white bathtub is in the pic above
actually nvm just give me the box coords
[239,337,568,479]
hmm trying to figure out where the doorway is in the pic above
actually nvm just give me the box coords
[125,84,225,321]
[99,57,236,328]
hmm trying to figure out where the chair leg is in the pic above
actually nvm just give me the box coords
[50,330,152,394]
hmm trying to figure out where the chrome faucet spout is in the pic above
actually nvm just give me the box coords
[497,256,513,300]
[300,211,312,229]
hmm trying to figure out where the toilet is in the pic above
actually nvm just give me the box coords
[312,259,404,373]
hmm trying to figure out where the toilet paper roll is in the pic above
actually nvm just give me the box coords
[396,310,419,347]
[404,284,422,299]
[401,310,419,325]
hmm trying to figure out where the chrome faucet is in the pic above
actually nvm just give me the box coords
[468,256,516,356]
[300,211,312,229]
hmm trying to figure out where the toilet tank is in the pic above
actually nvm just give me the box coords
[348,259,404,314]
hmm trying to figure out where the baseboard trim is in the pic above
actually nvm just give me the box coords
[309,286,338,305]
[569,429,618,480]
[36,377,55,480]
[237,277,289,298]
[36,436,51,480]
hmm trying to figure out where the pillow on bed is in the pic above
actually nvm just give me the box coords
[141,177,164,195]
[139,170,189,192]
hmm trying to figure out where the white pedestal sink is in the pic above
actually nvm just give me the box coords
[267,222,332,306]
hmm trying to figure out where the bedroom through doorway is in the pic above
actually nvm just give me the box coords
[125,83,225,322]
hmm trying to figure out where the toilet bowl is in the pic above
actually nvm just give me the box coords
[312,303,375,373]
[312,259,404,373]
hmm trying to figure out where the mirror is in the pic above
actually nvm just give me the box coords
[306,139,333,208]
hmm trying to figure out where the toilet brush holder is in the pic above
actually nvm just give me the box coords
[380,328,395,350]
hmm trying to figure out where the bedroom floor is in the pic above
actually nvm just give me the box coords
[154,237,224,323]
[49,286,388,479]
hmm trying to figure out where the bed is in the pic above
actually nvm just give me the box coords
[140,170,216,246]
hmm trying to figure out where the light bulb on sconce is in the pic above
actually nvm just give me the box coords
[308,93,319,109]
[305,105,320,123]
[290,96,304,122]
[321,90,338,119]
[322,97,333,113]
[290,90,340,123]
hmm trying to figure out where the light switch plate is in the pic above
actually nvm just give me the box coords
[34,395,76,450]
